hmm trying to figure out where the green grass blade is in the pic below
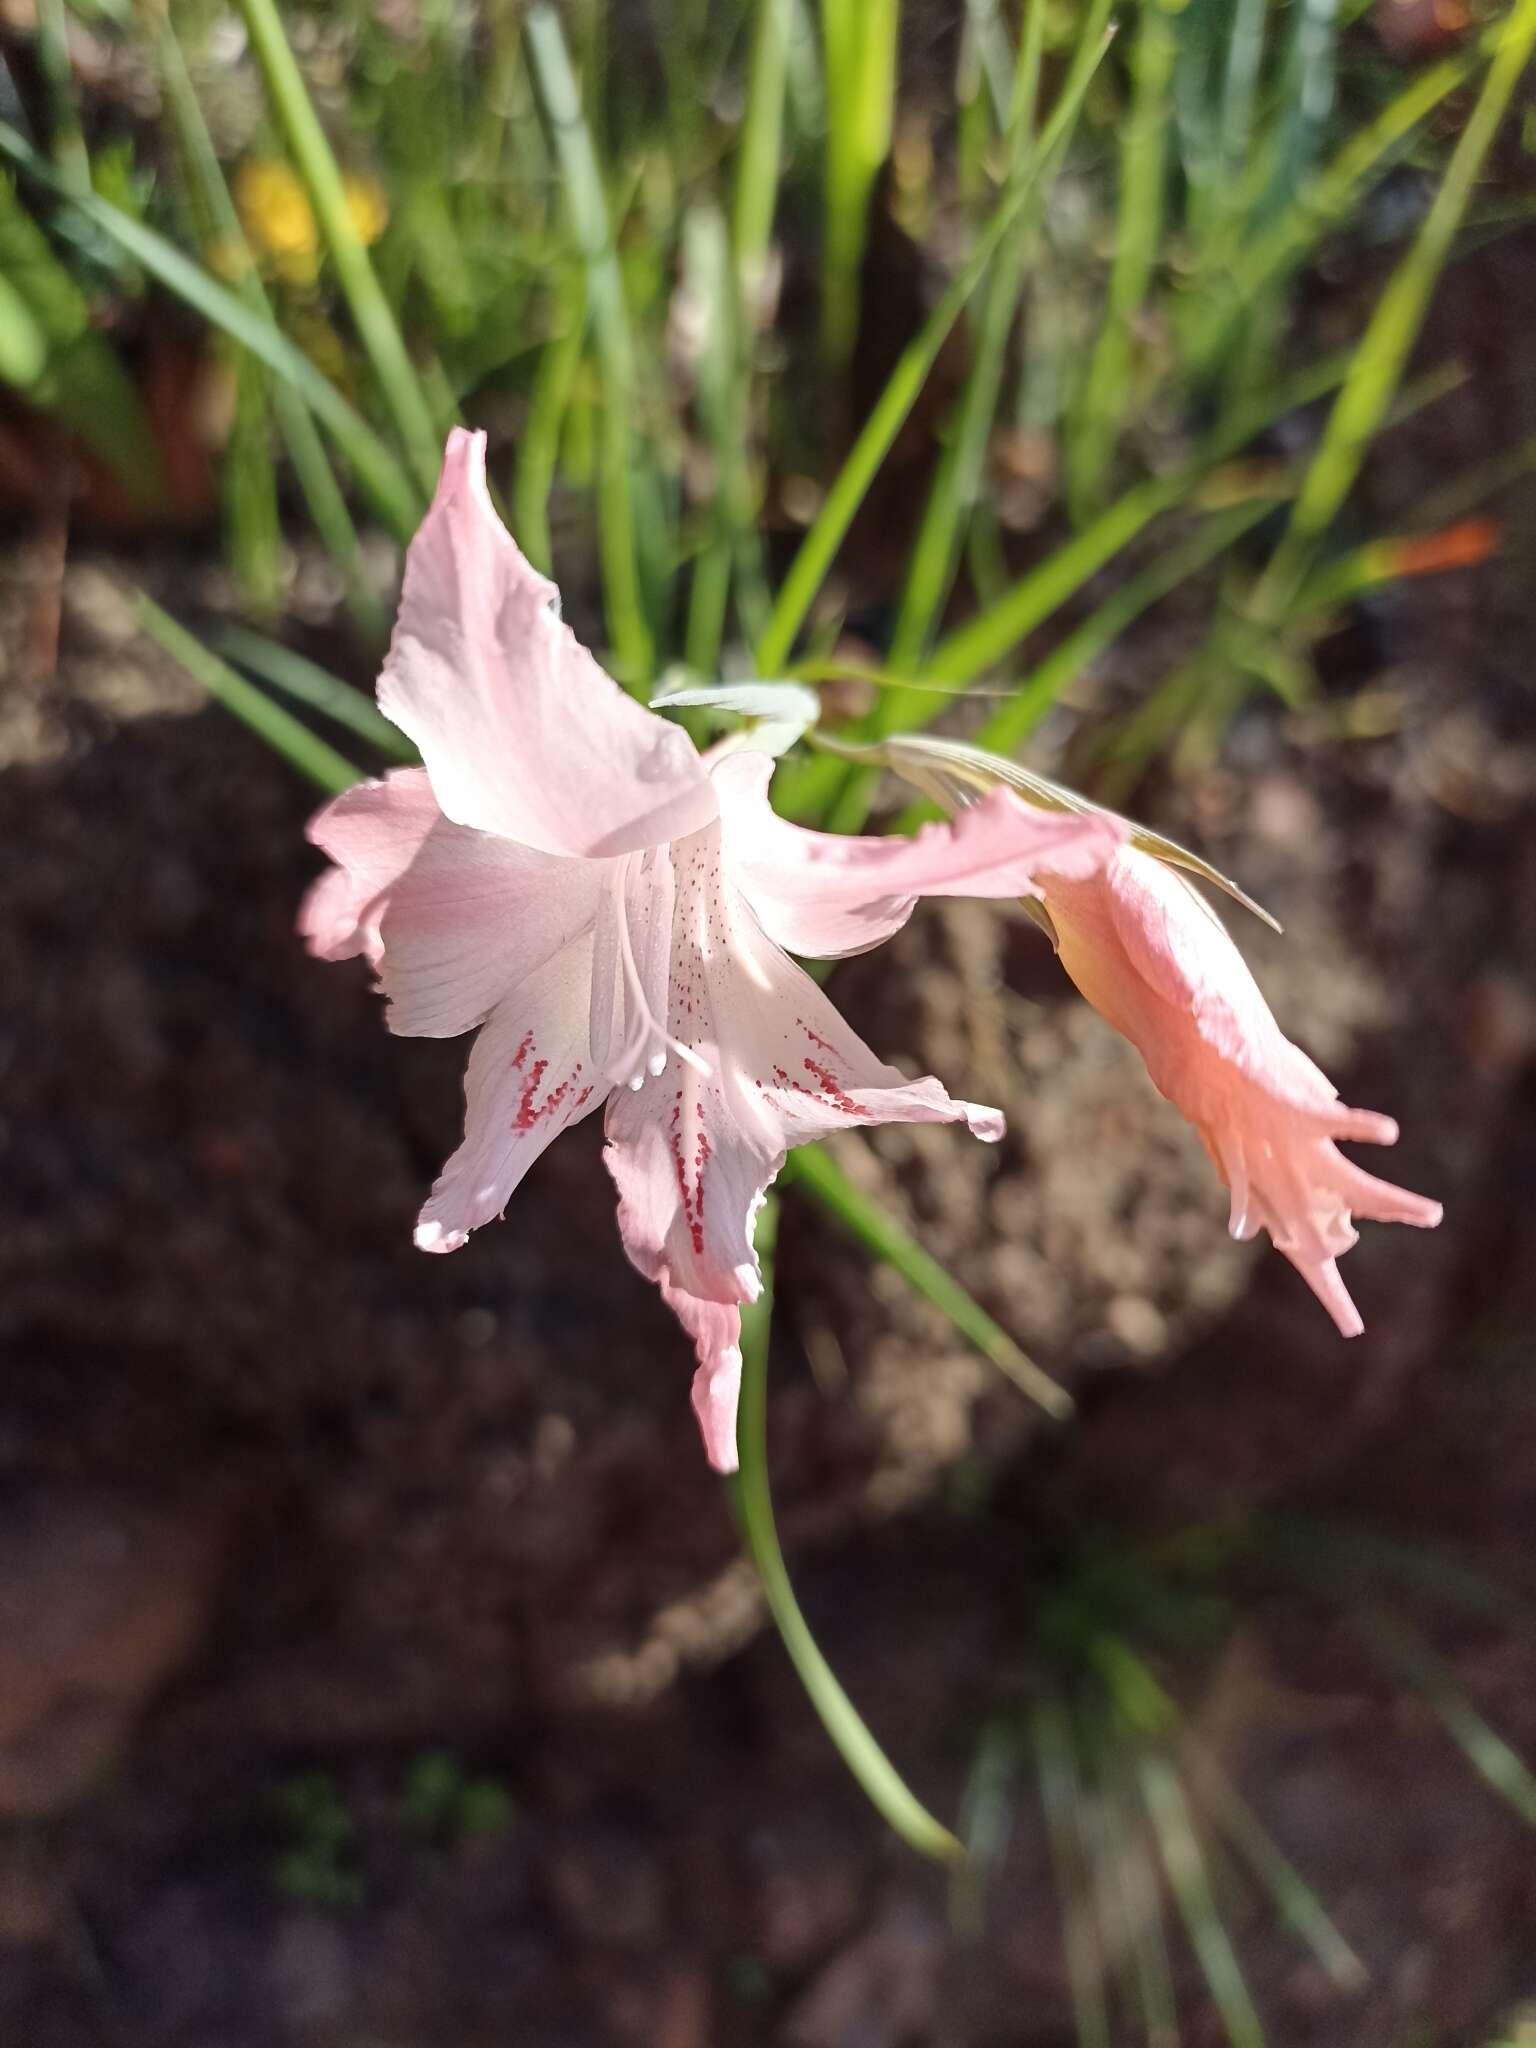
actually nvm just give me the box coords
[138,598,360,798]
[681,202,754,680]
[0,169,166,504]
[212,625,416,762]
[887,0,1098,674]
[973,496,1281,758]
[1351,1606,1536,1827]
[1255,0,1536,616]
[513,274,588,578]
[734,0,792,304]
[785,1142,1072,1419]
[236,0,445,501]
[1265,0,1338,226]
[0,268,46,384]
[1196,1758,1368,1991]
[153,16,388,641]
[1034,1699,1112,2048]
[820,0,900,378]
[756,14,1116,679]
[0,123,421,540]
[524,3,655,684]
[1260,1514,1536,1633]
[1184,26,1496,380]
[1215,0,1268,201]
[1067,0,1181,515]
[1098,1633,1365,1993]
[727,1192,962,1863]
[34,0,90,190]
[774,353,1346,832]
[952,1719,1019,1932]
[1101,1745,1182,2048]
[1140,1755,1267,2048]
[223,348,282,614]
[928,354,1341,692]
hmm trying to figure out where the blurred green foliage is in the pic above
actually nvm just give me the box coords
[0,0,1530,779]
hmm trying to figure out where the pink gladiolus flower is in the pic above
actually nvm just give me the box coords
[1038,844,1443,1336]
[299,431,1125,1469]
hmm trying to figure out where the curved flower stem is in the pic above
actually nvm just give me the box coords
[727,1194,963,1864]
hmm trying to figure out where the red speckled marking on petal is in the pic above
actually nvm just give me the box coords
[666,1085,711,1256]
[513,1050,583,1132]
[803,1059,862,1116]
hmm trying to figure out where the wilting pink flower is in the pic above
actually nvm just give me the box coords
[1038,843,1442,1335]
[300,431,1124,1469]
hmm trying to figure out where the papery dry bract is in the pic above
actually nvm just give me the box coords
[300,431,1126,1470]
[1039,844,1442,1335]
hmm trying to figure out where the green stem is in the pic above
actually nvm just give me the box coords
[727,1192,963,1863]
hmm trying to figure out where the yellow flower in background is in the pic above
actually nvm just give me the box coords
[341,174,389,249]
[236,158,319,283]
[234,159,389,287]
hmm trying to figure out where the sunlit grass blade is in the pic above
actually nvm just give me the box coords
[1295,514,1502,615]
[1265,0,1337,226]
[513,272,587,578]
[925,354,1341,693]
[681,202,772,677]
[224,349,282,615]
[1351,1606,1536,1827]
[972,496,1281,757]
[785,1141,1073,1420]
[1254,0,1536,619]
[525,2,655,684]
[756,14,1117,680]
[1034,1698,1111,2048]
[824,497,1284,839]
[1066,0,1180,516]
[235,0,445,501]
[820,0,900,379]
[734,0,793,306]
[728,1192,963,1863]
[153,16,389,642]
[0,268,45,385]
[1215,0,1267,205]
[887,0,1099,674]
[212,625,416,762]
[1183,23,1498,380]
[1140,1755,1266,2048]
[771,354,1345,837]
[138,598,359,798]
[0,122,420,540]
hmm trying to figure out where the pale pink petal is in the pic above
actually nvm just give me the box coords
[415,933,605,1253]
[604,820,1002,1471]
[378,430,716,858]
[1042,845,1442,1334]
[377,821,603,1039]
[713,752,1125,958]
[299,768,439,964]
[663,1282,744,1474]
